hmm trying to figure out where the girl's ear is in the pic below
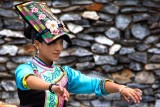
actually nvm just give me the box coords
[34,40,40,49]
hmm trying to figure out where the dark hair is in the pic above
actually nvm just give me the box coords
[24,26,43,43]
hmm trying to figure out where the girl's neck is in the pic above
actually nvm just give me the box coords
[35,56,53,66]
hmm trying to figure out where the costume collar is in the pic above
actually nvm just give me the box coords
[33,56,54,68]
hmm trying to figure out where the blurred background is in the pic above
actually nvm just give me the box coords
[0,0,160,107]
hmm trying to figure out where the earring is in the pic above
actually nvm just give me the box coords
[36,48,39,54]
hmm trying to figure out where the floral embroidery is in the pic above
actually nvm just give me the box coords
[38,13,46,20]
[31,7,38,13]
[45,20,59,35]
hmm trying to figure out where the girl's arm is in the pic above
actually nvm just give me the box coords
[25,75,70,101]
[104,81,142,103]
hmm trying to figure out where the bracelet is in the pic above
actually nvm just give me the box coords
[49,83,57,93]
[119,86,128,94]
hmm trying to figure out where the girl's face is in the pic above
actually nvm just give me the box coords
[35,38,63,65]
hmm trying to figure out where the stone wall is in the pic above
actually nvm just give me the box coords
[0,0,160,107]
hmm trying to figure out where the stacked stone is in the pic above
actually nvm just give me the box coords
[0,0,160,107]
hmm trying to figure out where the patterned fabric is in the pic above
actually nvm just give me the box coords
[15,57,110,107]
[15,1,71,45]
[30,59,68,107]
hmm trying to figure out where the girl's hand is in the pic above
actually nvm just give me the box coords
[119,86,142,103]
[51,85,70,101]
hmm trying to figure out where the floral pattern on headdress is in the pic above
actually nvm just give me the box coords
[38,14,46,20]
[31,7,38,13]
[45,20,59,35]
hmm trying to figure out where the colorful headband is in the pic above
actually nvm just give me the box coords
[15,1,71,45]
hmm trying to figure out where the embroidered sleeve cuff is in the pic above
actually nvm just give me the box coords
[22,74,34,89]
[101,79,113,95]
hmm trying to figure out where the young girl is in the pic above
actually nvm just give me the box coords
[15,1,142,107]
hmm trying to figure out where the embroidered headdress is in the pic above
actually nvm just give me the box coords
[15,1,72,45]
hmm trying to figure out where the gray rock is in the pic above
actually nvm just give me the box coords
[129,103,149,107]
[0,18,3,30]
[99,93,121,100]
[94,55,117,65]
[114,0,140,6]
[72,39,91,47]
[155,70,160,78]
[129,62,142,71]
[52,0,70,8]
[115,15,132,30]
[149,55,160,63]
[143,1,160,8]
[155,100,160,107]
[0,45,18,56]
[133,13,150,22]
[145,64,160,70]
[117,56,131,63]
[120,39,140,46]
[127,83,150,89]
[62,6,81,12]
[59,14,81,21]
[131,23,150,40]
[0,29,24,38]
[55,56,77,65]
[67,23,84,34]
[77,33,94,41]
[148,48,160,54]
[0,8,18,18]
[5,98,19,105]
[76,62,95,71]
[94,0,111,3]
[121,7,148,13]
[98,13,114,22]
[152,82,160,89]
[8,39,27,45]
[0,39,4,45]
[82,11,99,20]
[135,44,151,51]
[0,0,13,8]
[68,101,80,107]
[4,19,24,30]
[1,80,16,91]
[112,101,128,107]
[144,36,159,44]
[6,61,18,70]
[75,94,96,101]
[77,56,93,63]
[144,88,154,96]
[91,99,111,107]
[11,56,32,64]
[74,19,90,28]
[81,101,91,107]
[135,71,155,84]
[109,44,121,55]
[0,56,8,63]
[151,29,160,35]
[156,43,160,48]
[65,47,93,57]
[71,0,93,5]
[91,43,108,54]
[0,72,13,79]
[84,27,107,33]
[142,96,155,102]
[128,52,147,64]
[0,64,6,72]
[102,3,119,14]
[105,27,120,40]
[102,65,124,73]
[119,47,135,55]
[86,71,106,80]
[95,35,114,46]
